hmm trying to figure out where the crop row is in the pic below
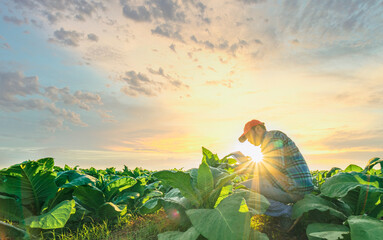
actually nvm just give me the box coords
[0,149,382,240]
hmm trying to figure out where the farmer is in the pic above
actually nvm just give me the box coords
[234,119,314,230]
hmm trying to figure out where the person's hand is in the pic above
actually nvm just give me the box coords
[229,151,251,163]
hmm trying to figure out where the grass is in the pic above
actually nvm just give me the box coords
[251,215,308,240]
[3,211,307,240]
[34,211,176,240]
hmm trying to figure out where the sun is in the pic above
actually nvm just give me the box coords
[235,142,264,163]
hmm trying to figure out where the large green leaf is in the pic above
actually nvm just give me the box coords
[235,189,270,215]
[141,190,163,204]
[24,200,75,229]
[249,230,269,240]
[321,172,383,198]
[74,185,105,211]
[112,191,140,205]
[56,170,97,188]
[97,202,126,219]
[369,195,383,218]
[0,221,28,239]
[36,158,54,171]
[0,161,58,214]
[153,171,200,206]
[341,187,383,215]
[209,167,230,186]
[292,194,348,220]
[214,185,233,208]
[306,223,349,240]
[0,195,23,221]
[202,147,220,167]
[363,157,382,173]
[197,160,214,203]
[41,188,74,214]
[186,193,252,240]
[139,198,162,214]
[321,172,383,215]
[343,164,363,173]
[104,176,137,201]
[158,227,200,240]
[347,215,383,240]
[204,172,236,209]
[161,189,193,228]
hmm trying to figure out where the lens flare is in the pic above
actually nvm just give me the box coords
[235,142,264,163]
[168,208,180,220]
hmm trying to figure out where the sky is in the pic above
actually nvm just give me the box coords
[0,0,383,171]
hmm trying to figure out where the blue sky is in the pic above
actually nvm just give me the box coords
[1,0,383,171]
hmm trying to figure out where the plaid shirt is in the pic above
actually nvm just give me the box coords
[259,130,314,194]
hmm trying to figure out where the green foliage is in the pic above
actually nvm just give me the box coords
[153,170,201,207]
[292,194,349,221]
[186,193,259,240]
[343,164,363,173]
[0,158,75,232]
[295,157,383,239]
[0,159,58,216]
[24,200,76,229]
[158,227,201,240]
[1,150,381,240]
[145,149,270,240]
[346,215,383,240]
[73,176,136,219]
[306,223,349,240]
[0,220,29,239]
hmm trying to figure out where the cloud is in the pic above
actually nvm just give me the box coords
[44,87,102,110]
[3,16,28,25]
[122,4,152,22]
[151,24,184,42]
[205,80,234,88]
[12,0,105,22]
[333,88,383,107]
[87,33,99,42]
[50,28,83,47]
[0,72,40,101]
[238,0,267,4]
[254,39,263,44]
[228,39,248,56]
[150,0,185,22]
[169,43,176,52]
[190,35,249,56]
[190,35,214,49]
[120,68,189,97]
[43,11,61,24]
[147,67,189,89]
[311,129,383,151]
[120,71,160,97]
[0,71,102,128]
[120,0,208,24]
[40,118,65,132]
[1,43,11,49]
[46,103,87,126]
[291,39,299,45]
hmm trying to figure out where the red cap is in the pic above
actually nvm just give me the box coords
[238,119,264,143]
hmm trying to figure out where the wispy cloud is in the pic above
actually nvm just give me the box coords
[3,15,28,25]
[205,80,234,88]
[0,71,103,129]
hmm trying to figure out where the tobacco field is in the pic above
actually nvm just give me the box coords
[1,148,382,240]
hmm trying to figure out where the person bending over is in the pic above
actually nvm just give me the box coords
[233,119,313,231]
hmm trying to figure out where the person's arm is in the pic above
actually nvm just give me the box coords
[229,151,251,163]
[260,132,291,190]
